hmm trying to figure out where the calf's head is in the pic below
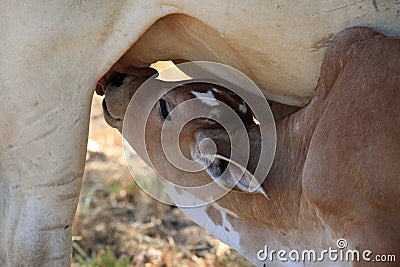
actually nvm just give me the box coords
[102,75,268,199]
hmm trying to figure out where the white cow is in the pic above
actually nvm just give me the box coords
[0,1,399,266]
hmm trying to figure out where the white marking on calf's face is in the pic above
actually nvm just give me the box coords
[211,87,222,93]
[191,90,219,107]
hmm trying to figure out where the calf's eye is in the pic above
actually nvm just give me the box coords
[159,99,171,120]
[109,73,127,87]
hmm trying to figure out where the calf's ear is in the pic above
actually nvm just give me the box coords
[212,154,270,199]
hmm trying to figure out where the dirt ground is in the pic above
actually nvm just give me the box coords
[71,94,253,267]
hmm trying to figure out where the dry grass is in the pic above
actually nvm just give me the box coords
[71,94,253,267]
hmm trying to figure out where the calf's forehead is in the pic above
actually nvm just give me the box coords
[163,83,244,109]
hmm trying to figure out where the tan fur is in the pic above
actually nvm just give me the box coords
[3,0,400,265]
[104,27,400,265]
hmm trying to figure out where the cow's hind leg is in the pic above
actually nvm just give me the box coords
[0,92,92,266]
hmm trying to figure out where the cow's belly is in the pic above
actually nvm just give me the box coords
[118,0,400,106]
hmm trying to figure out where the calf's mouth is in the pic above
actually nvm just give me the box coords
[102,99,122,130]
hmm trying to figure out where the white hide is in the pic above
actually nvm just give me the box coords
[1,1,399,266]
